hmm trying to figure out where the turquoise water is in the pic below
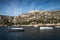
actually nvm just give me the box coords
[0,27,60,40]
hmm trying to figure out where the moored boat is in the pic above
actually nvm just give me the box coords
[8,27,24,32]
[40,27,53,29]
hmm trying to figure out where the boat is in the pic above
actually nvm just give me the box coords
[40,27,53,29]
[8,27,24,32]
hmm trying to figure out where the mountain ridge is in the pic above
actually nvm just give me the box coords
[0,10,60,25]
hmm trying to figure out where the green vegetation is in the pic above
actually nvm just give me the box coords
[0,10,60,25]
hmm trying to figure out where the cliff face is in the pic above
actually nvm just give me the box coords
[13,10,60,25]
[0,10,60,25]
[0,15,14,25]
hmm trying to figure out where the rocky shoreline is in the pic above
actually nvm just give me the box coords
[21,23,60,27]
[0,23,60,27]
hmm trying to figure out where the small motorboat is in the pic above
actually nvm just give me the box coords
[8,27,24,32]
[40,27,53,30]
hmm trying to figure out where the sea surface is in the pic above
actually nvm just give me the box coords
[0,26,60,40]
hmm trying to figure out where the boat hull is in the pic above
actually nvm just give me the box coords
[40,27,53,29]
[8,28,24,32]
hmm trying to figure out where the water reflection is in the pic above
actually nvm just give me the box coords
[0,27,60,40]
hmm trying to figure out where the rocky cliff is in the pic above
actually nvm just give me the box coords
[13,10,60,25]
[0,10,60,25]
[0,15,14,25]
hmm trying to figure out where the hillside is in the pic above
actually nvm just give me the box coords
[0,15,14,25]
[0,10,60,25]
[13,10,60,25]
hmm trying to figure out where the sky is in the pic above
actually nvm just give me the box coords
[0,0,60,16]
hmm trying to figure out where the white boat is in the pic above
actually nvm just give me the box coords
[9,28,24,30]
[8,28,24,32]
[40,27,53,29]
